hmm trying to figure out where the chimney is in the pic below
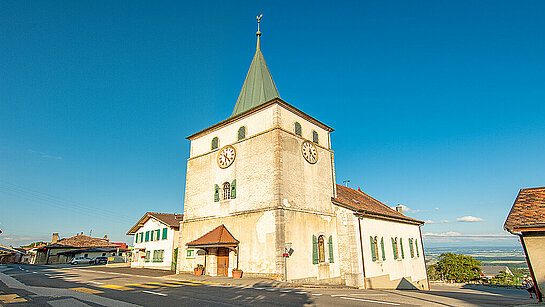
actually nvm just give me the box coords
[396,205,403,214]
[51,233,59,244]
[104,235,108,240]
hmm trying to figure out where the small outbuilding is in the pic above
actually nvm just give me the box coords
[504,186,545,302]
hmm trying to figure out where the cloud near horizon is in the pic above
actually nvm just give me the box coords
[424,219,449,224]
[390,204,420,214]
[456,216,485,222]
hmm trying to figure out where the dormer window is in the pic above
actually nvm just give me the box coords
[211,137,219,150]
[237,126,246,140]
[294,122,302,137]
[312,130,319,144]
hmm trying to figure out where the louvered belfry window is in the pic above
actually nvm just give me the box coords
[237,126,246,140]
[294,122,302,136]
[211,137,219,150]
[312,130,319,144]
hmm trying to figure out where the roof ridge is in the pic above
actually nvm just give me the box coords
[520,187,545,191]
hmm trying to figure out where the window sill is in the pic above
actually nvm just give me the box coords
[318,262,329,266]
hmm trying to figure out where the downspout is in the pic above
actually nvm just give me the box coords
[356,212,367,289]
[519,233,542,302]
[419,225,430,291]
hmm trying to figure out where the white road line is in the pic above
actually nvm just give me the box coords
[89,281,104,285]
[32,272,37,274]
[280,290,292,293]
[253,287,265,290]
[331,294,344,297]
[312,293,323,296]
[265,288,277,291]
[44,274,52,276]
[339,297,400,305]
[142,290,168,296]
[296,291,307,294]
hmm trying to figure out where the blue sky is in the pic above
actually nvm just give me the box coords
[1,1,544,248]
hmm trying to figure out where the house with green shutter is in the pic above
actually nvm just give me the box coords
[175,17,428,289]
[127,212,182,270]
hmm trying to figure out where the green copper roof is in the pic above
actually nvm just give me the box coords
[231,36,280,117]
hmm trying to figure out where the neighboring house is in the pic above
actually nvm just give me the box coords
[176,25,429,290]
[481,266,513,279]
[57,247,129,262]
[0,244,26,264]
[505,187,545,302]
[127,212,182,271]
[34,233,122,264]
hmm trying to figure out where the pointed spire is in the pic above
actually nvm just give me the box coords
[231,15,280,117]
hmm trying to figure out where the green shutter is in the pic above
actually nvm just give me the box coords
[400,238,404,259]
[370,236,377,261]
[231,180,236,199]
[214,184,219,202]
[140,233,144,243]
[409,239,414,258]
[328,236,334,263]
[145,251,150,262]
[312,235,319,264]
[145,231,150,242]
[135,233,139,243]
[415,239,420,257]
[381,237,386,261]
[162,228,168,240]
[156,229,160,241]
[391,238,397,259]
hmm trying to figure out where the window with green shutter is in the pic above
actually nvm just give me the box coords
[328,235,334,263]
[294,122,302,136]
[415,239,419,257]
[231,180,236,199]
[162,228,168,240]
[312,235,319,264]
[153,250,164,263]
[156,229,160,241]
[400,238,405,259]
[135,233,139,243]
[140,233,144,243]
[214,184,220,202]
[211,137,219,150]
[370,236,377,261]
[391,237,397,259]
[380,237,386,261]
[312,130,319,144]
[237,126,246,140]
[145,231,150,242]
[409,238,414,258]
[145,251,150,262]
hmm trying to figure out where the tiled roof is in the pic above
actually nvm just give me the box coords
[187,225,239,247]
[333,185,423,225]
[126,212,183,235]
[45,235,119,249]
[504,187,545,231]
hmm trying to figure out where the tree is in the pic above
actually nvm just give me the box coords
[490,271,517,285]
[434,253,482,283]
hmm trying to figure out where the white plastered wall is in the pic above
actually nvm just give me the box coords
[131,218,178,270]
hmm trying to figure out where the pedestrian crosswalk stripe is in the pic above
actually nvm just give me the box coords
[164,281,199,286]
[171,280,216,285]
[70,287,104,294]
[98,285,133,291]
[125,284,158,288]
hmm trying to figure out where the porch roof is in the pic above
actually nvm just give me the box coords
[186,225,239,248]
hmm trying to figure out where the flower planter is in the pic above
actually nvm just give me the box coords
[232,270,243,278]
[194,268,204,276]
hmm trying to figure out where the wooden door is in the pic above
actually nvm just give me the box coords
[217,248,229,276]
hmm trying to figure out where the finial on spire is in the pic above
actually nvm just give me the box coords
[256,14,263,37]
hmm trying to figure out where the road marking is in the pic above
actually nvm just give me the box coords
[147,282,182,287]
[89,281,104,285]
[0,294,27,303]
[32,272,37,274]
[126,283,158,288]
[331,294,344,297]
[312,293,323,296]
[98,285,133,291]
[296,291,307,294]
[142,290,167,296]
[281,290,292,293]
[165,281,197,286]
[44,273,52,276]
[265,288,277,291]
[339,297,400,305]
[70,287,104,294]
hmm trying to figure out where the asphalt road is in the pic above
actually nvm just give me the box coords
[0,264,537,306]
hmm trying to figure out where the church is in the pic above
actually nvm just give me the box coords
[176,18,429,290]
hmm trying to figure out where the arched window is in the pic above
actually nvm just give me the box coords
[211,137,219,150]
[317,235,326,263]
[294,122,302,137]
[312,130,319,144]
[222,182,231,200]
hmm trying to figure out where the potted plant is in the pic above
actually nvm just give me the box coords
[194,264,204,276]
[232,268,243,278]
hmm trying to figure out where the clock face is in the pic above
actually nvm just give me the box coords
[217,145,236,168]
[301,140,318,164]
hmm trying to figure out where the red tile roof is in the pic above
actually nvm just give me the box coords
[187,225,239,247]
[504,187,545,231]
[333,185,423,225]
[45,234,119,249]
[127,212,183,235]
